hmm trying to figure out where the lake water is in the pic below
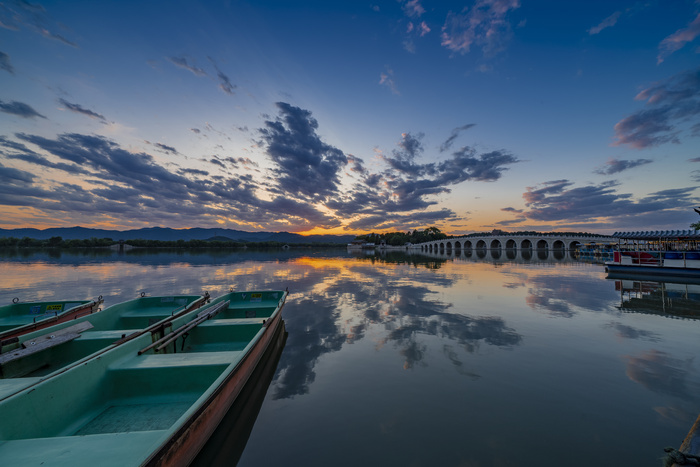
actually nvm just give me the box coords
[1,247,698,466]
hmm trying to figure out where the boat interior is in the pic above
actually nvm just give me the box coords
[0,291,286,465]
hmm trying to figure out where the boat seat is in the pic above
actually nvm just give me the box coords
[78,330,141,340]
[116,351,242,370]
[198,318,266,327]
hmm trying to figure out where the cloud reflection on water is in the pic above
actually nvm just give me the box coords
[271,253,523,398]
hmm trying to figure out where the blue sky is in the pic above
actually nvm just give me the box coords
[1,0,699,235]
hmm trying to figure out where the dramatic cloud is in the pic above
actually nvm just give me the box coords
[440,124,476,152]
[441,0,521,57]
[614,67,700,148]
[658,13,700,64]
[326,131,518,228]
[168,56,207,76]
[594,158,653,175]
[0,51,13,74]
[259,102,348,201]
[0,131,339,230]
[521,179,698,225]
[0,100,46,119]
[57,98,107,123]
[588,11,621,35]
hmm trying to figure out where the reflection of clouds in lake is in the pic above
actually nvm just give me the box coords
[604,321,660,341]
[654,404,698,427]
[624,350,698,400]
[269,255,522,397]
[522,273,618,318]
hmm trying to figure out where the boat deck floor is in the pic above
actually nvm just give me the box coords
[75,401,191,435]
[0,431,166,467]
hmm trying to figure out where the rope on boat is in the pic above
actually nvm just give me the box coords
[138,300,230,355]
[663,447,700,466]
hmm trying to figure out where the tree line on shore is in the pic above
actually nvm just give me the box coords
[0,236,342,249]
[0,226,619,249]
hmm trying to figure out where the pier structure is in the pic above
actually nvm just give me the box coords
[413,233,615,254]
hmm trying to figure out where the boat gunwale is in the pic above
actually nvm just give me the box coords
[142,290,287,467]
[0,294,208,402]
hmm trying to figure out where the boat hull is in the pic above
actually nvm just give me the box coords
[145,309,284,467]
[604,262,700,279]
[0,299,102,342]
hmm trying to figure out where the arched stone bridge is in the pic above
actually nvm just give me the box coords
[413,234,615,253]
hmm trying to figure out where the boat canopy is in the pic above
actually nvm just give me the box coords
[612,230,700,240]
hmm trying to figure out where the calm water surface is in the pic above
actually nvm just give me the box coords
[1,248,698,467]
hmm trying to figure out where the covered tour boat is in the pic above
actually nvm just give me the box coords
[604,230,700,278]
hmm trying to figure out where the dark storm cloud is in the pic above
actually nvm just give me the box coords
[168,56,207,76]
[614,67,700,148]
[0,99,46,119]
[259,102,348,200]
[439,124,476,152]
[58,98,107,123]
[594,158,653,175]
[522,179,698,223]
[0,51,13,74]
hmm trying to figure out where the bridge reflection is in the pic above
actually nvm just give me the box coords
[379,247,578,263]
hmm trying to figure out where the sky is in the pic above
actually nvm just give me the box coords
[1,0,699,236]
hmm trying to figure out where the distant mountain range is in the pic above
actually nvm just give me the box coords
[0,227,356,244]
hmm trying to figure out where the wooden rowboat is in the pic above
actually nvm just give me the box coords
[0,297,104,342]
[0,293,208,397]
[0,289,288,466]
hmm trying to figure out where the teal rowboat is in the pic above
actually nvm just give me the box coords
[0,293,208,396]
[0,289,287,466]
[0,298,104,341]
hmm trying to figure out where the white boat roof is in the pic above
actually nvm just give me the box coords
[612,230,700,240]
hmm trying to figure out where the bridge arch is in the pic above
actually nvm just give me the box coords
[521,239,532,249]
[490,239,502,249]
[536,239,548,249]
[476,240,487,249]
[505,239,517,249]
[464,240,473,249]
[552,240,565,250]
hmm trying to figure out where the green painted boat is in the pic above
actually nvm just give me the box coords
[0,293,208,397]
[0,297,104,341]
[0,289,288,466]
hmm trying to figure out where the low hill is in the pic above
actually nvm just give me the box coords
[0,227,354,244]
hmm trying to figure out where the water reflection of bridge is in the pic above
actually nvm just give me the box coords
[382,247,580,264]
[414,234,615,254]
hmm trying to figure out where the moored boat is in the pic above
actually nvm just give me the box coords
[604,230,700,278]
[0,297,104,341]
[0,288,288,466]
[0,293,208,396]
